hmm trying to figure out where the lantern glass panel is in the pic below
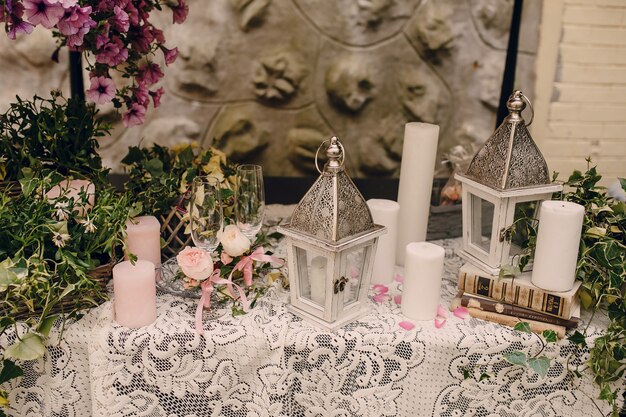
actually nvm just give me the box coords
[295,246,327,307]
[340,246,369,308]
[470,194,494,254]
[509,201,538,256]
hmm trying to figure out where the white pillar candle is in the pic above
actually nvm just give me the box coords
[46,179,95,216]
[310,256,327,305]
[396,123,440,266]
[401,242,445,321]
[113,260,157,328]
[367,199,399,284]
[531,200,585,292]
[125,216,162,272]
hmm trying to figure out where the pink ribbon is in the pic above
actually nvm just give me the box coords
[229,247,285,287]
[194,248,284,335]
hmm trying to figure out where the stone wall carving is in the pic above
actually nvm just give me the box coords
[0,0,542,178]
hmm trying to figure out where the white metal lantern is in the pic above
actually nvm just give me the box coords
[455,91,563,275]
[278,136,386,331]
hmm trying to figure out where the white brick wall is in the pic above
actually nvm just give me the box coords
[532,0,626,184]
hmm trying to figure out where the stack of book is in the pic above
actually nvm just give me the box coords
[453,263,581,338]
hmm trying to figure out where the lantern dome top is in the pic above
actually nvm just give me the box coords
[286,136,378,244]
[463,90,551,190]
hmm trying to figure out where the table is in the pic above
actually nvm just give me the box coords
[3,206,623,417]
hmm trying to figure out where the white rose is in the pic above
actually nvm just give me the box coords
[219,225,251,257]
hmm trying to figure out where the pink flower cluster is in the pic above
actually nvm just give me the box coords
[1,0,188,127]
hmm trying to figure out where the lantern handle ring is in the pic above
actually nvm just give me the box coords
[520,92,534,127]
[315,139,345,174]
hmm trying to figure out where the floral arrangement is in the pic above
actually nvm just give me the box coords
[0,92,109,185]
[0,174,137,407]
[122,143,237,219]
[176,225,284,333]
[0,0,187,126]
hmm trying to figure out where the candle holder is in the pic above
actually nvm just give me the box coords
[278,137,386,331]
[455,91,563,275]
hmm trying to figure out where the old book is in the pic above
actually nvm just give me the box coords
[461,307,566,339]
[457,263,581,319]
[452,292,581,329]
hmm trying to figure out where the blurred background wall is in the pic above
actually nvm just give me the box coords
[0,0,624,182]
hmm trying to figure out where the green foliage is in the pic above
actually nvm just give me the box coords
[0,92,109,184]
[122,144,237,219]
[513,321,532,334]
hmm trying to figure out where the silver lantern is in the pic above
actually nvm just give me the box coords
[455,90,563,275]
[278,136,386,331]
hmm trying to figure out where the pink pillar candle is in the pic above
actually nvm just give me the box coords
[125,216,162,271]
[113,260,157,328]
[46,179,95,216]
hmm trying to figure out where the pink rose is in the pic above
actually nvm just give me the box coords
[176,247,214,281]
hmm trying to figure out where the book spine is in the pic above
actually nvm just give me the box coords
[464,307,566,339]
[458,294,580,329]
[458,272,573,318]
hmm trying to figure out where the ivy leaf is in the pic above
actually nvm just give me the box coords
[462,367,472,379]
[36,315,58,337]
[479,373,491,382]
[145,158,164,177]
[513,322,532,334]
[4,333,45,361]
[542,330,558,343]
[599,384,617,402]
[504,351,527,367]
[499,264,520,278]
[568,330,587,347]
[0,360,23,385]
[528,356,551,378]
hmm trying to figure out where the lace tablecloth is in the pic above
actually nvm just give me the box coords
[3,206,623,417]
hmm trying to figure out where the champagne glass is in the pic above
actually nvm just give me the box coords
[190,176,223,253]
[235,164,265,242]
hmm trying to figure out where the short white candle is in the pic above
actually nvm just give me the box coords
[113,260,157,328]
[401,242,445,321]
[46,179,95,216]
[531,200,585,292]
[396,123,440,266]
[367,199,399,284]
[310,256,326,305]
[125,216,162,273]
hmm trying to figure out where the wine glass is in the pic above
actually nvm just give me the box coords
[235,164,265,242]
[189,176,223,253]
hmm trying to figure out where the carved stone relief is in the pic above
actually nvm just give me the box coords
[0,0,542,178]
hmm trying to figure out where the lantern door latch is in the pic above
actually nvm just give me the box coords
[333,276,349,294]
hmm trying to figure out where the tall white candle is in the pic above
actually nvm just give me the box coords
[531,201,585,292]
[125,216,162,272]
[367,199,399,284]
[113,260,157,328]
[401,242,445,321]
[310,256,326,305]
[396,123,440,266]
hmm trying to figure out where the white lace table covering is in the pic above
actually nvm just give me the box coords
[3,220,624,416]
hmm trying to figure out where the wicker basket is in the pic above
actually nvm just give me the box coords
[6,261,114,321]
[160,207,192,262]
[0,180,21,199]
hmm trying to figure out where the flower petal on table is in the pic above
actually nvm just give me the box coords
[394,274,404,283]
[453,306,470,320]
[437,304,448,318]
[434,317,447,329]
[399,321,415,330]
[372,293,388,303]
[393,295,402,305]
[372,284,389,294]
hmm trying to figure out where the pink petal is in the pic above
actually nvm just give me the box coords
[372,293,388,303]
[437,304,448,318]
[399,321,415,330]
[393,295,402,305]
[434,317,447,329]
[453,306,470,320]
[372,284,389,294]
[393,274,404,283]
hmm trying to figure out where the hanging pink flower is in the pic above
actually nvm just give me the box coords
[151,26,165,43]
[109,5,129,33]
[122,103,146,127]
[57,5,94,36]
[133,84,150,107]
[137,62,164,86]
[149,87,164,108]
[170,0,188,24]
[47,0,78,8]
[96,37,128,67]
[7,18,35,39]
[23,0,65,29]
[160,45,178,65]
[86,76,115,104]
